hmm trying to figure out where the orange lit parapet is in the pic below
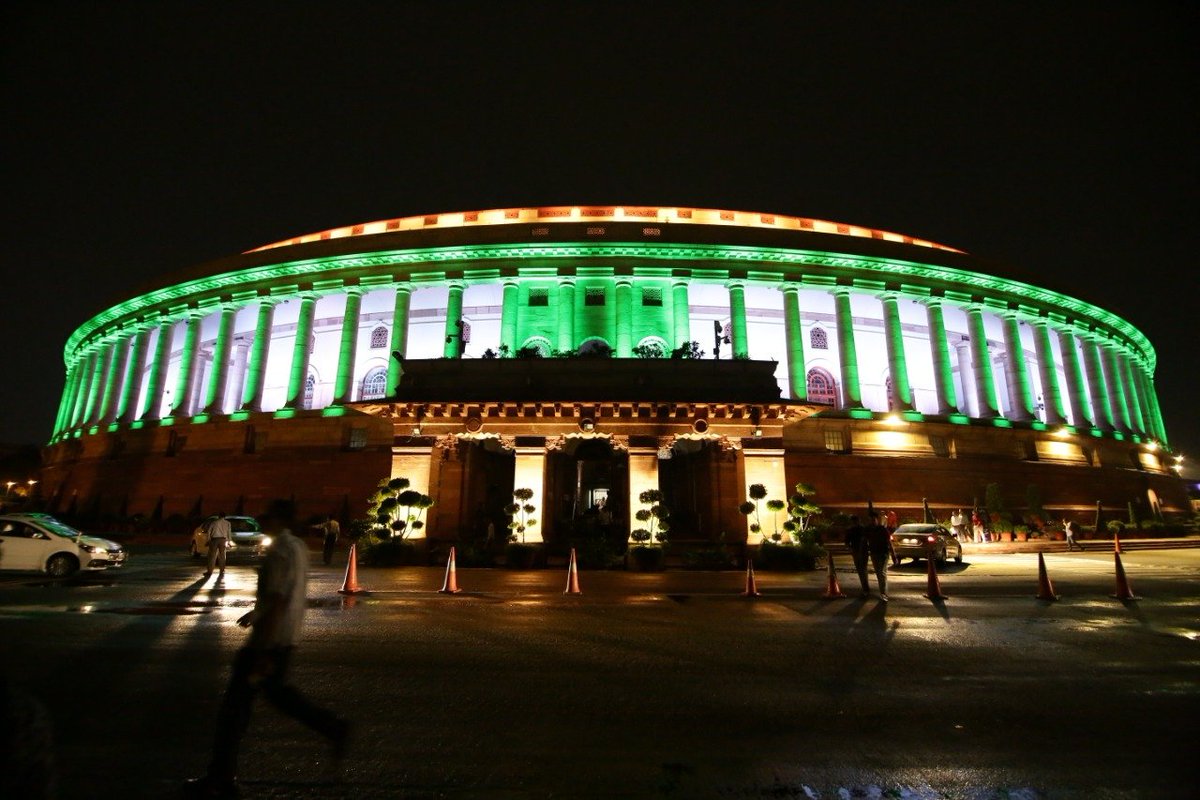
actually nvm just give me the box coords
[245,206,966,255]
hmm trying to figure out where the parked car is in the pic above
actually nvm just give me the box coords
[0,513,127,577]
[189,516,271,559]
[890,523,964,565]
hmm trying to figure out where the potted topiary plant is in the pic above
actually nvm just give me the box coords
[504,488,540,568]
[361,476,435,565]
[627,489,669,571]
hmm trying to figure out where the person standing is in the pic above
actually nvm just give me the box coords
[865,513,896,601]
[318,515,340,566]
[186,500,349,799]
[204,512,232,579]
[950,508,966,541]
[844,515,870,597]
[1063,519,1082,551]
[971,509,984,544]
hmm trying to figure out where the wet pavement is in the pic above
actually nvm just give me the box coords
[1,547,1197,799]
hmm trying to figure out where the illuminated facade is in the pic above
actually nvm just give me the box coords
[42,207,1186,541]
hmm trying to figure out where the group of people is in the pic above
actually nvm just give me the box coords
[844,513,896,601]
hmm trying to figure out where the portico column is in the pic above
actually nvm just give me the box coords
[202,305,237,414]
[333,288,363,404]
[924,298,958,415]
[1081,334,1114,431]
[615,279,634,357]
[1116,352,1146,436]
[226,341,250,413]
[727,281,748,358]
[241,300,276,412]
[671,280,690,348]
[780,285,807,401]
[117,325,151,423]
[627,446,660,541]
[1100,342,1132,433]
[499,280,519,353]
[169,312,202,418]
[52,364,80,436]
[512,445,546,543]
[1032,320,1065,425]
[1139,368,1168,444]
[386,284,412,396]
[1129,364,1156,440]
[556,279,576,353]
[953,337,976,417]
[965,305,1000,418]
[1000,312,1034,421]
[879,292,913,411]
[141,319,174,421]
[99,333,132,425]
[1056,328,1091,428]
[442,282,465,358]
[70,349,99,428]
[284,294,318,409]
[85,340,117,426]
[832,288,862,408]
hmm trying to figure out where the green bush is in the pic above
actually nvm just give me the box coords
[758,539,822,571]
[359,534,418,566]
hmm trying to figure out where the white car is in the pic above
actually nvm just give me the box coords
[0,513,127,577]
[190,515,271,559]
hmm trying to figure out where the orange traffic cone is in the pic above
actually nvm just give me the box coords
[821,556,846,599]
[1036,552,1059,601]
[1113,531,1122,554]
[439,546,462,594]
[564,547,582,595]
[1111,551,1138,600]
[338,543,366,595]
[742,559,761,597]
[923,556,948,600]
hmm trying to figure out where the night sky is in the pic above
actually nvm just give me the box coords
[3,3,1196,472]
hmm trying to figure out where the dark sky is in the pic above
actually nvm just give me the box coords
[2,3,1196,471]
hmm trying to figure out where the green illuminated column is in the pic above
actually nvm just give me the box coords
[780,285,807,401]
[141,319,174,421]
[1130,363,1157,440]
[1000,312,1034,421]
[99,333,132,425]
[442,282,465,358]
[285,294,318,409]
[965,305,1000,419]
[1081,334,1113,431]
[879,292,913,411]
[227,342,249,412]
[923,298,958,415]
[53,362,83,436]
[727,282,748,358]
[1117,351,1146,436]
[386,284,412,396]
[1032,320,1065,425]
[116,325,151,423]
[499,280,519,353]
[557,279,576,353]
[671,280,690,348]
[832,288,862,409]
[1100,342,1131,433]
[70,349,98,429]
[1139,367,1168,444]
[953,338,975,416]
[201,305,237,414]
[169,313,202,418]
[333,288,363,404]
[241,301,276,411]
[615,279,633,357]
[84,341,116,426]
[1056,328,1091,427]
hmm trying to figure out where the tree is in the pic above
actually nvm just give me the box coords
[739,483,769,536]
[505,487,537,543]
[367,477,434,539]
[670,341,705,360]
[630,489,670,545]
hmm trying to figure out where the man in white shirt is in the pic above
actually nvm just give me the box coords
[204,512,232,579]
[186,500,349,799]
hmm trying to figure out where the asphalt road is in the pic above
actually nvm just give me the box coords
[1,546,1198,800]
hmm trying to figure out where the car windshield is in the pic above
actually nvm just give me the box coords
[229,519,260,534]
[35,517,84,539]
[895,524,940,534]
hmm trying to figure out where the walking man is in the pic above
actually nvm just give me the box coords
[844,515,870,597]
[318,515,341,566]
[865,513,896,601]
[204,512,231,579]
[1064,519,1082,551]
[186,500,349,799]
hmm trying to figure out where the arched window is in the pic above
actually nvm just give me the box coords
[810,327,828,350]
[578,337,612,357]
[303,373,317,410]
[369,326,389,349]
[520,336,552,357]
[806,367,838,407]
[634,336,667,358]
[360,367,387,400]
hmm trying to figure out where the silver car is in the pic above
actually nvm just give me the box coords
[0,513,127,577]
[890,523,964,565]
[189,515,271,559]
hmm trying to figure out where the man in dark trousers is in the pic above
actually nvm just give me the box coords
[865,512,896,601]
[186,500,349,799]
[844,515,870,598]
[316,515,341,566]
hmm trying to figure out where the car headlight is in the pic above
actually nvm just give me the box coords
[79,543,101,553]
[260,536,272,548]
